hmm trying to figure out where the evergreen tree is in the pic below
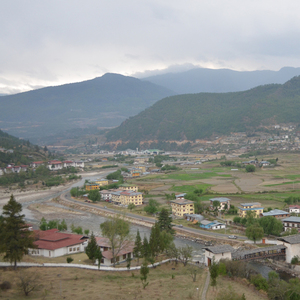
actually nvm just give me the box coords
[142,236,150,258]
[133,229,142,263]
[85,232,99,263]
[149,223,161,257]
[0,194,35,269]
[157,208,175,235]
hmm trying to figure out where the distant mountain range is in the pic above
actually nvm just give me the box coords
[141,66,300,94]
[106,76,300,147]
[0,74,174,142]
[2,66,300,146]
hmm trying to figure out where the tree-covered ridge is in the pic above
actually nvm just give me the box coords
[106,76,300,142]
[0,73,174,141]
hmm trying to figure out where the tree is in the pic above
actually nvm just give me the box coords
[144,199,159,214]
[95,247,103,270]
[178,245,193,266]
[133,229,142,263]
[84,229,90,236]
[258,216,283,236]
[88,190,101,202]
[141,236,150,259]
[246,165,255,172]
[157,208,175,235]
[85,232,99,263]
[58,219,67,231]
[128,203,136,211]
[245,224,264,244]
[149,223,161,258]
[188,265,203,282]
[212,200,221,211]
[166,242,180,264]
[100,215,131,267]
[0,195,36,269]
[18,270,40,296]
[209,259,219,288]
[140,260,149,289]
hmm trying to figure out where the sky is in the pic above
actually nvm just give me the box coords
[1,0,300,94]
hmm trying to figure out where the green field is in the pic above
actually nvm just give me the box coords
[162,172,231,181]
[171,184,212,193]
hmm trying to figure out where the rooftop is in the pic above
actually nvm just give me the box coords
[203,245,234,254]
[282,216,300,223]
[171,198,194,205]
[210,197,230,202]
[278,234,300,244]
[262,209,289,217]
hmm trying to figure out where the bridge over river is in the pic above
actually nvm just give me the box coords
[232,245,286,261]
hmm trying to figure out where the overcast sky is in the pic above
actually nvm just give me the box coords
[1,0,300,94]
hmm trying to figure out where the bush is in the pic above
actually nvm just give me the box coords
[291,256,299,265]
[67,257,74,263]
[246,165,255,172]
[0,281,12,290]
[250,274,269,291]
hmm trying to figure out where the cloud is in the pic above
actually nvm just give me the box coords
[1,0,300,94]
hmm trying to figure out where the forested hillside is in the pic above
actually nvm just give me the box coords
[0,74,174,142]
[106,76,300,144]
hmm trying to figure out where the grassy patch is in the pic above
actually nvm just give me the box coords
[171,184,212,193]
[165,172,231,181]
[264,180,300,187]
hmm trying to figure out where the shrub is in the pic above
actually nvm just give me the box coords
[291,256,299,265]
[0,281,12,290]
[67,257,74,263]
[250,274,269,291]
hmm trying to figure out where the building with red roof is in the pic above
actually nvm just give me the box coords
[29,229,88,258]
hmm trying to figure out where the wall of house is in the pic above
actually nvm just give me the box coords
[204,250,232,266]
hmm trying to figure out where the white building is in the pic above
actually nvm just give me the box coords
[289,205,300,214]
[282,217,300,232]
[29,229,88,258]
[209,197,231,211]
[278,235,300,263]
[203,245,234,266]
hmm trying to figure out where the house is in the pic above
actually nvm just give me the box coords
[238,202,264,218]
[259,161,270,167]
[171,198,194,217]
[96,237,134,266]
[31,161,45,168]
[130,168,142,177]
[119,183,138,192]
[74,161,85,168]
[63,160,75,168]
[277,234,300,263]
[135,165,147,173]
[48,160,63,170]
[203,245,234,266]
[200,220,226,230]
[262,209,290,219]
[184,214,204,223]
[85,182,100,191]
[111,190,122,204]
[29,229,88,258]
[120,190,143,206]
[95,178,109,186]
[175,193,186,199]
[282,217,300,232]
[289,205,300,214]
[100,190,112,202]
[210,197,231,211]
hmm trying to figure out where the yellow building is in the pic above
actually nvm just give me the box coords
[238,202,264,218]
[95,178,109,186]
[171,198,194,217]
[131,168,141,177]
[120,191,143,206]
[135,165,146,173]
[85,183,100,191]
[119,184,138,192]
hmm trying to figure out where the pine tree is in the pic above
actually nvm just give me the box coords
[0,194,35,269]
[142,236,150,259]
[157,208,175,235]
[133,229,142,263]
[85,232,98,263]
[149,223,161,257]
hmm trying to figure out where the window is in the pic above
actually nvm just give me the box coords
[69,248,72,252]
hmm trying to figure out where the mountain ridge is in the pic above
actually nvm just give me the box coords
[105,76,300,146]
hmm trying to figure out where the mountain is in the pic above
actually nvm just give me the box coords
[105,76,300,146]
[0,74,174,142]
[141,66,300,94]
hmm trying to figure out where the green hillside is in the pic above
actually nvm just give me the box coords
[0,73,174,142]
[106,76,300,143]
[0,130,47,167]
